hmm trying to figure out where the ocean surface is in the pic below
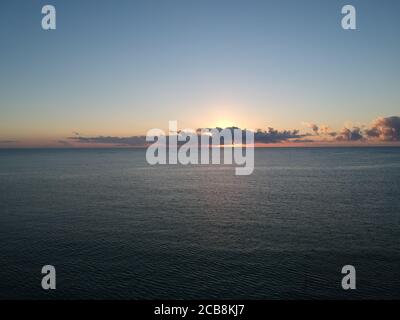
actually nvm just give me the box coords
[0,147,399,299]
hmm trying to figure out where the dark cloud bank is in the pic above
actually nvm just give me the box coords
[68,135,148,147]
[67,116,400,147]
[68,128,306,146]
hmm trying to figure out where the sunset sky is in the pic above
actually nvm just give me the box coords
[1,0,399,147]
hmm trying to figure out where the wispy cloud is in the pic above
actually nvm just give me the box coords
[68,135,147,146]
[302,122,319,135]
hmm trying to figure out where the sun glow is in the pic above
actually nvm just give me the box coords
[215,119,235,128]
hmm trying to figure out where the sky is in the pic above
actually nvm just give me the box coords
[0,0,399,147]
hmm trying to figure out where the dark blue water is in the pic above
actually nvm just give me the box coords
[0,148,399,299]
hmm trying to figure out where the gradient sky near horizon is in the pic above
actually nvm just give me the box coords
[1,0,399,145]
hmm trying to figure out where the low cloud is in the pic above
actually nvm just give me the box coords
[301,116,400,143]
[302,122,319,135]
[67,116,400,147]
[68,135,147,146]
[365,116,400,141]
[335,127,364,141]
[254,127,307,143]
[320,125,337,137]
[68,127,307,147]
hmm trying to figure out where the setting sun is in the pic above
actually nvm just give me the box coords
[215,119,235,128]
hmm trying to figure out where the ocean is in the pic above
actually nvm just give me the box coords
[0,147,399,299]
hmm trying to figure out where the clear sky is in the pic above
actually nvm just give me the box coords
[0,0,399,146]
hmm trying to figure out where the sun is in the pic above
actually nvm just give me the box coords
[215,119,234,128]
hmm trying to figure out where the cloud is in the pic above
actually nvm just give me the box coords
[67,116,400,147]
[335,127,364,141]
[68,135,147,146]
[302,122,319,135]
[319,125,337,137]
[302,116,400,142]
[365,116,400,141]
[302,122,340,137]
[291,139,316,143]
[301,116,400,143]
[68,126,308,147]
[254,127,308,143]
[310,124,319,135]
[0,140,17,144]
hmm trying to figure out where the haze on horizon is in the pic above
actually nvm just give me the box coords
[1,0,400,147]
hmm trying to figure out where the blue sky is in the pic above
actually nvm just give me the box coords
[0,0,399,145]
